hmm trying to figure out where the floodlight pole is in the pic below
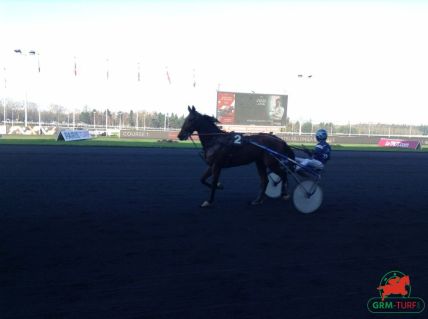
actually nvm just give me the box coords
[296,74,313,136]
[105,58,109,135]
[24,92,28,127]
[2,67,6,126]
[136,62,140,130]
[164,113,168,131]
[14,49,38,127]
[73,56,77,131]
[38,110,42,134]
[136,112,139,130]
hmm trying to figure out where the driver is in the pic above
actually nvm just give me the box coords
[295,128,331,173]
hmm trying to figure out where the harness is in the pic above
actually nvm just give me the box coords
[190,132,244,165]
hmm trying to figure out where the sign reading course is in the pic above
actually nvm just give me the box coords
[217,91,288,126]
[57,130,92,142]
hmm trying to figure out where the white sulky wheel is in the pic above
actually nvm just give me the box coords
[293,180,323,213]
[265,172,283,199]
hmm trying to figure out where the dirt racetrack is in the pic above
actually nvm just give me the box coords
[1,145,427,319]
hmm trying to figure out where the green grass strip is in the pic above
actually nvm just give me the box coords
[0,135,426,151]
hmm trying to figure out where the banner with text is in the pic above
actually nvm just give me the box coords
[57,130,92,142]
[378,138,421,150]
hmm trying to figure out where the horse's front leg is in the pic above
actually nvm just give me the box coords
[200,166,224,190]
[200,166,213,188]
[201,164,222,207]
[252,160,268,205]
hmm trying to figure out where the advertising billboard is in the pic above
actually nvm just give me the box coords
[217,91,288,126]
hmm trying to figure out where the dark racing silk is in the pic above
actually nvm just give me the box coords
[313,140,331,164]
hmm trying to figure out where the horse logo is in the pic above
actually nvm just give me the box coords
[367,270,425,314]
[377,272,410,301]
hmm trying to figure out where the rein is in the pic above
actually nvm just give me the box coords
[190,132,227,137]
[189,135,200,149]
[189,135,208,162]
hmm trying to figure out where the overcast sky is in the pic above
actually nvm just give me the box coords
[1,0,428,125]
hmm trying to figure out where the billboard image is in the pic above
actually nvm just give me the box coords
[217,91,287,126]
[217,92,236,124]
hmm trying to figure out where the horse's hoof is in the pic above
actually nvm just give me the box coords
[200,201,212,208]
[282,194,290,201]
[216,182,224,190]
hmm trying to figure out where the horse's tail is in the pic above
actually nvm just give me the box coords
[264,133,295,160]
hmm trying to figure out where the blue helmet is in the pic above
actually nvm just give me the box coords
[316,128,328,141]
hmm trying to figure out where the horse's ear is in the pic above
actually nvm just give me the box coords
[191,105,196,111]
[187,105,192,112]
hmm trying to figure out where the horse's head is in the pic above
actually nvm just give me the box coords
[178,105,201,140]
[402,275,410,286]
[178,105,221,140]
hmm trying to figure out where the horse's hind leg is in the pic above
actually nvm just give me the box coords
[252,160,268,205]
[269,164,290,200]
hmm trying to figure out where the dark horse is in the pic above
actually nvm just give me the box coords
[177,106,295,207]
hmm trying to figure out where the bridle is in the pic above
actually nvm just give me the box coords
[180,113,230,160]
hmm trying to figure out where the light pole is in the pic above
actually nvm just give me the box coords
[73,57,78,131]
[38,109,42,134]
[2,67,6,125]
[164,113,168,131]
[14,49,39,127]
[118,111,122,130]
[93,111,96,129]
[136,111,139,130]
[105,58,109,135]
[105,109,108,133]
[296,74,313,136]
[136,62,141,130]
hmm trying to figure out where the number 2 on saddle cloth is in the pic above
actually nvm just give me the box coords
[200,133,244,166]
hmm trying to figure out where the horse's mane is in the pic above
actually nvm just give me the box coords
[200,114,226,134]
